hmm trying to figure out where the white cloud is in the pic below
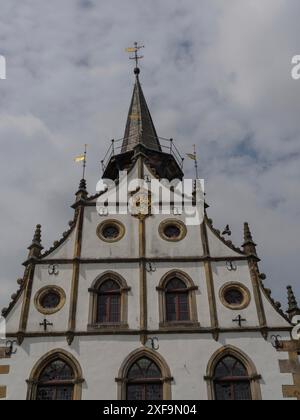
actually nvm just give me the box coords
[0,0,299,313]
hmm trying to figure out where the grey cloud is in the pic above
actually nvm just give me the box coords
[0,0,299,312]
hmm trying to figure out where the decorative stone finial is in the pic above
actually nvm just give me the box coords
[28,224,43,258]
[242,222,257,256]
[79,178,87,192]
[287,285,300,320]
[75,178,88,202]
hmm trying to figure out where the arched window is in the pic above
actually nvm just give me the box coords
[157,271,199,327]
[165,278,189,322]
[116,349,173,400]
[36,359,75,400]
[97,280,121,323]
[213,356,251,400]
[27,350,84,400]
[205,346,262,401]
[89,272,130,329]
[127,358,163,400]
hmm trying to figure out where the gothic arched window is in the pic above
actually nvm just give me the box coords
[97,280,121,323]
[36,359,75,401]
[165,278,189,322]
[126,358,163,401]
[213,356,252,400]
[157,271,199,328]
[89,272,130,329]
[116,349,173,400]
[27,350,84,400]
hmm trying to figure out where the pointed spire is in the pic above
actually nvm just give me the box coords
[78,178,87,192]
[287,285,300,320]
[121,72,161,153]
[28,224,43,258]
[75,178,88,202]
[242,222,257,256]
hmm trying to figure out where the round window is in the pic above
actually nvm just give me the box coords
[97,220,125,243]
[224,288,244,306]
[220,283,251,310]
[164,225,181,239]
[159,220,187,242]
[102,224,120,240]
[40,291,61,309]
[35,286,66,315]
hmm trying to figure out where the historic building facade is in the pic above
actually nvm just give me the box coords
[1,65,300,400]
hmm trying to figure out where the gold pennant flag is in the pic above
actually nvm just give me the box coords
[74,155,85,163]
[125,48,137,53]
[186,153,196,161]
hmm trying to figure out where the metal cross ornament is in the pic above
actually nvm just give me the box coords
[232,315,247,328]
[40,319,53,332]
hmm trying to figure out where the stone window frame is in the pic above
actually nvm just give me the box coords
[219,282,251,311]
[158,219,187,242]
[205,345,262,401]
[96,219,126,243]
[88,271,130,330]
[156,270,200,328]
[26,349,84,401]
[115,348,173,400]
[34,285,66,315]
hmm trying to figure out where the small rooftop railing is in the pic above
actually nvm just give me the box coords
[101,135,184,173]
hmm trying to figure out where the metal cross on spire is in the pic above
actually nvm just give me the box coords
[126,42,145,72]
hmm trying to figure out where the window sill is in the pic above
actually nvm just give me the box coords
[87,323,129,332]
[159,321,200,329]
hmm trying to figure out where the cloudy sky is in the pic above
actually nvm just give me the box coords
[0,0,299,312]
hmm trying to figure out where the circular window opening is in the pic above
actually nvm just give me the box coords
[159,220,187,242]
[102,224,120,240]
[220,283,251,310]
[40,291,61,309]
[35,286,66,315]
[224,288,244,306]
[97,220,125,243]
[164,225,181,239]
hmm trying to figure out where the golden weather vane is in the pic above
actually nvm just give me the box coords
[125,42,145,69]
[74,144,88,180]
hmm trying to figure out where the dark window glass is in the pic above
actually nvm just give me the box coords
[164,225,181,239]
[126,358,163,401]
[165,278,190,322]
[36,359,74,401]
[224,288,244,306]
[40,292,60,309]
[97,280,121,323]
[102,225,120,239]
[213,356,252,401]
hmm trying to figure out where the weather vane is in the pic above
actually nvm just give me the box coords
[74,144,88,180]
[125,42,145,70]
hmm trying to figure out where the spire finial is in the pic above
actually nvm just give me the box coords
[126,42,145,75]
[287,285,300,320]
[74,145,88,198]
[28,224,43,257]
[32,224,42,245]
[74,144,88,180]
[242,222,257,256]
[244,222,253,242]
